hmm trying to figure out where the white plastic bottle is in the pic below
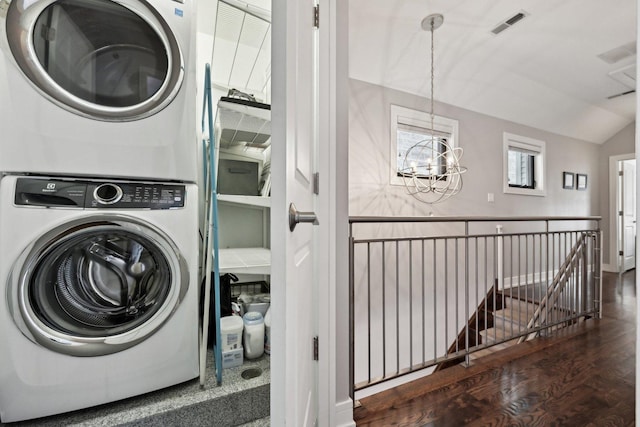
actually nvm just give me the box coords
[264,307,271,355]
[243,312,265,359]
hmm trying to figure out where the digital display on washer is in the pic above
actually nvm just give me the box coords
[15,178,185,209]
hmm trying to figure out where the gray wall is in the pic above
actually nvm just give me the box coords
[598,123,636,268]
[349,78,601,221]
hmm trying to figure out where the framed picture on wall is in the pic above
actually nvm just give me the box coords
[577,173,587,190]
[563,172,574,189]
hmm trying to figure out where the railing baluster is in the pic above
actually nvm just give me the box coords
[496,234,504,347]
[409,240,413,371]
[474,236,478,359]
[348,224,354,401]
[444,239,449,357]
[483,237,488,351]
[508,234,513,341]
[464,223,470,366]
[395,240,399,377]
[366,242,371,385]
[382,242,386,379]
[433,239,437,362]
[455,238,459,355]
[421,239,426,368]
[523,234,527,336]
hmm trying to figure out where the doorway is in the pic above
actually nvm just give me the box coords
[617,157,636,272]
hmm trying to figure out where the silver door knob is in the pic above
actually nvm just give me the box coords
[289,203,319,231]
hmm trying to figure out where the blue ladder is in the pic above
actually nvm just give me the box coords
[200,63,223,386]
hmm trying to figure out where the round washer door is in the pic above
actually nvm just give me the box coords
[5,0,183,121]
[8,215,189,356]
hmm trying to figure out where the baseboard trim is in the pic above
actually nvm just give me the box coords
[335,398,356,427]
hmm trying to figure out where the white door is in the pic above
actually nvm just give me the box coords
[271,0,319,425]
[621,160,636,271]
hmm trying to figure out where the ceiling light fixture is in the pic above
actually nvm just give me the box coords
[401,13,466,204]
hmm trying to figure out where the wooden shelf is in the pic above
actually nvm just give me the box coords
[217,194,271,208]
[217,247,271,275]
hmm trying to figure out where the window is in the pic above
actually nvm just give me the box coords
[507,147,535,188]
[503,133,546,196]
[390,105,459,186]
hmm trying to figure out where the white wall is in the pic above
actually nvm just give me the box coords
[349,78,600,219]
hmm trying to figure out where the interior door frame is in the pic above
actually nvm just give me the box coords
[608,152,636,273]
[620,158,636,271]
[271,0,352,424]
[316,1,353,425]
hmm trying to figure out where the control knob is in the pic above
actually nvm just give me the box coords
[94,183,123,204]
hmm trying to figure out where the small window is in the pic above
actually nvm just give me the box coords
[508,147,535,188]
[503,133,545,196]
[390,105,459,186]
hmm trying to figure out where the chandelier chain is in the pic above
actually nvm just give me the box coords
[430,19,435,137]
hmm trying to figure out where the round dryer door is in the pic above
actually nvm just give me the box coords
[8,216,189,356]
[5,0,183,121]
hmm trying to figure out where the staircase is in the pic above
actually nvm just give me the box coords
[435,282,581,370]
[472,289,541,360]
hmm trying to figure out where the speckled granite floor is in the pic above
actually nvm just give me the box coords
[3,352,270,427]
[238,417,270,427]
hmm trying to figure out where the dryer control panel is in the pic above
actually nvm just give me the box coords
[15,178,185,209]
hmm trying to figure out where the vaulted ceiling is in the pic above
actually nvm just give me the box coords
[349,0,637,144]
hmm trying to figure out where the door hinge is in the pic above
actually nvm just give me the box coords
[313,336,319,360]
[619,210,624,216]
[619,171,624,176]
[313,172,320,195]
[313,5,319,28]
[619,250,624,256]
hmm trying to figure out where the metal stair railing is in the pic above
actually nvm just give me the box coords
[519,231,594,343]
[348,216,602,401]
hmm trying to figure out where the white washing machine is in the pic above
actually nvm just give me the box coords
[0,174,199,423]
[0,0,197,182]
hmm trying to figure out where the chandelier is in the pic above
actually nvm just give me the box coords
[401,13,467,204]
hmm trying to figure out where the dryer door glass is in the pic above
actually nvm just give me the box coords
[15,220,188,356]
[6,0,184,121]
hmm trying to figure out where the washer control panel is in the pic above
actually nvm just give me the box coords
[15,178,185,209]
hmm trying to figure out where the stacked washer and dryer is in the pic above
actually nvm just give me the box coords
[0,0,199,422]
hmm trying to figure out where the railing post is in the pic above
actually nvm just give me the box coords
[349,222,355,403]
[496,224,503,291]
[581,232,587,314]
[596,227,603,319]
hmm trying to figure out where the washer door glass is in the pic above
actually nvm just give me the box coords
[5,0,183,121]
[13,219,188,356]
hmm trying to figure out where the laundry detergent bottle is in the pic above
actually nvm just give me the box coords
[243,312,265,359]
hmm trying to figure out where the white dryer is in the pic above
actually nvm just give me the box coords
[0,175,199,423]
[0,0,197,182]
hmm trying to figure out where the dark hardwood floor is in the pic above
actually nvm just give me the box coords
[354,270,636,426]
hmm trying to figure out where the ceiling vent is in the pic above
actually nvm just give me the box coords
[491,11,529,35]
[607,63,636,99]
[608,63,636,89]
[597,41,636,64]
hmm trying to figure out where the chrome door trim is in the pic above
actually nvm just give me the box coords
[7,214,189,356]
